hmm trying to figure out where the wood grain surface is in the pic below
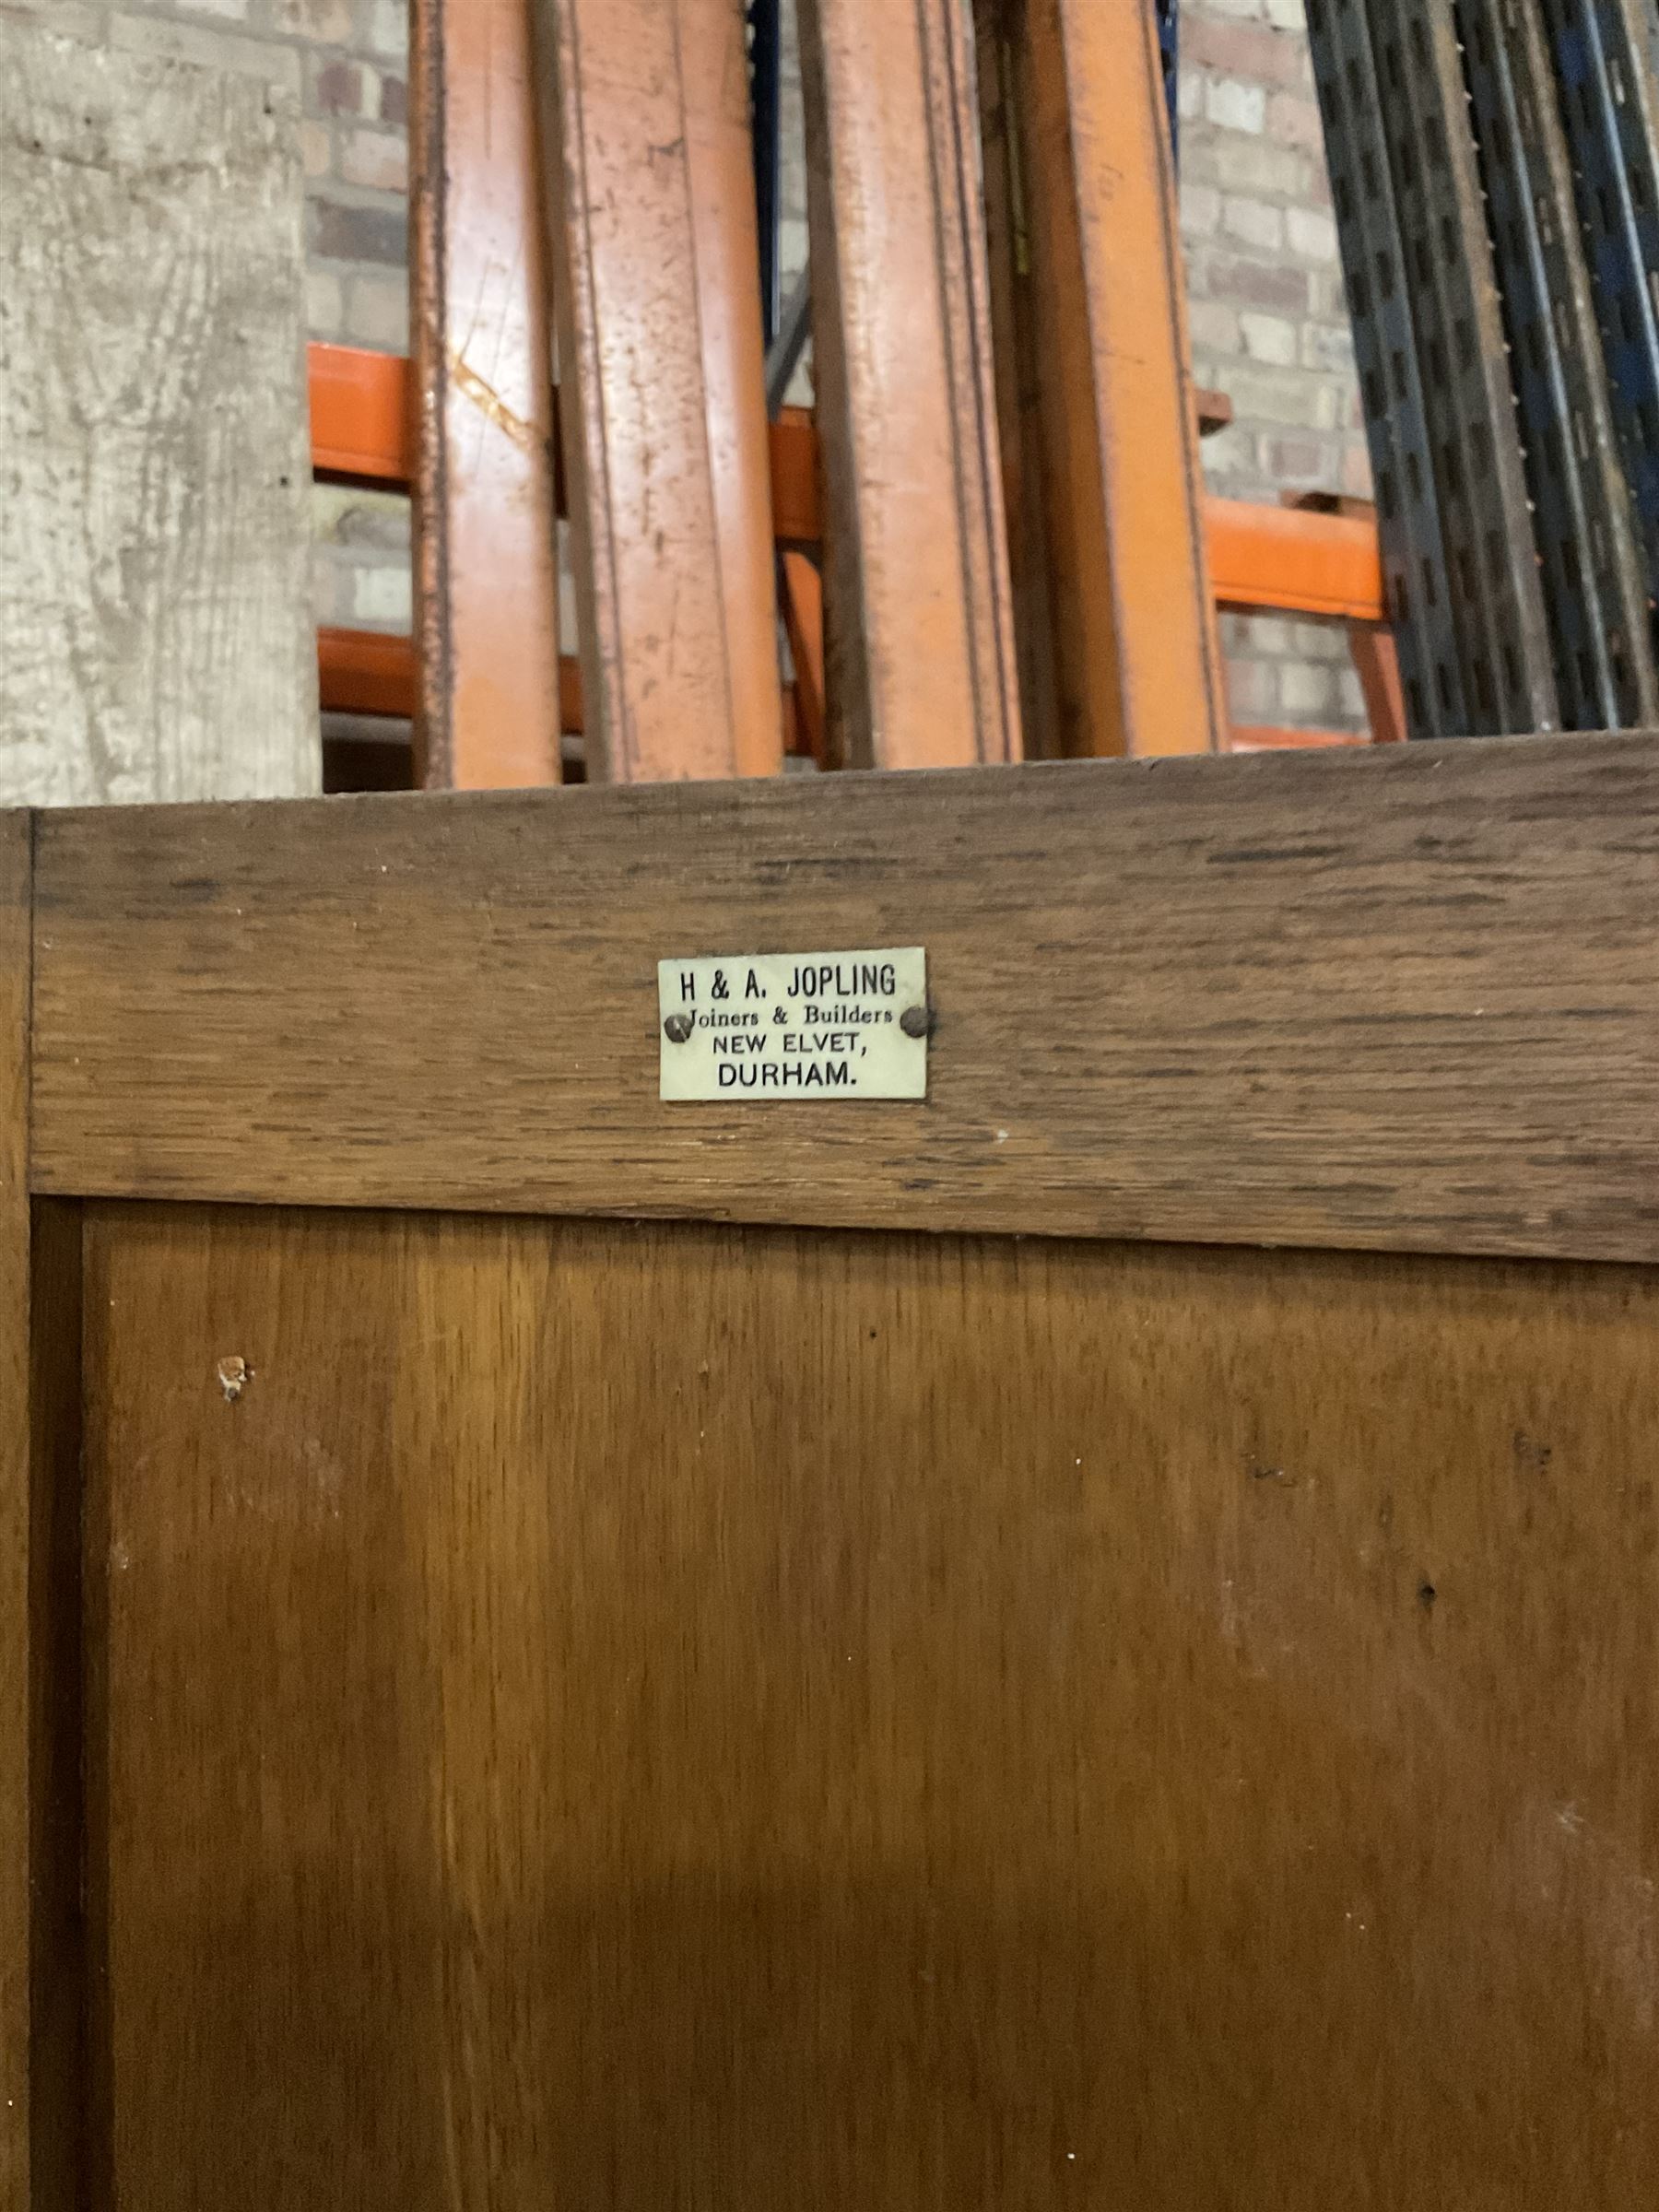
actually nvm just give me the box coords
[29,732,1659,1264]
[0,817,29,2208]
[0,23,318,806]
[27,1203,87,2212]
[82,1201,1659,2206]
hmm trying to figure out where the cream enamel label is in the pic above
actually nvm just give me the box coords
[658,948,928,1100]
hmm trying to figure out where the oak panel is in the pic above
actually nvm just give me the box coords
[29,735,1659,1262]
[85,1203,1659,2206]
[0,816,27,2207]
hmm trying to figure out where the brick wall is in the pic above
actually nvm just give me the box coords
[1179,0,1370,730]
[11,0,1369,738]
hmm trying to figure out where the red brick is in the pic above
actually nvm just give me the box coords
[1267,90,1324,151]
[1262,435,1328,483]
[312,58,366,115]
[1185,17,1306,88]
[1226,656,1280,719]
[310,195,408,266]
[1200,253,1312,316]
[1341,441,1374,498]
[342,126,407,192]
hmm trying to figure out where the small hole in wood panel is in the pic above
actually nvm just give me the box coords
[1441,440,1463,496]
[1393,572,1412,625]
[1427,114,1447,170]
[1455,316,1477,369]
[1361,147,1380,196]
[1377,248,1396,301]
[1378,464,1397,516]
[1347,56,1364,109]
[1406,449,1424,500]
[1442,213,1460,265]
[1631,163,1649,211]
[1487,526,1505,578]
[1408,674,1428,724]
[1364,368,1386,418]
[1434,661,1453,712]
[1504,642,1523,697]
[1421,553,1439,607]
[1524,323,1545,377]
[1598,182,1617,234]
[1577,646,1597,701]
[1471,13,1490,65]
[1619,290,1639,344]
[1409,15,1430,70]
[1390,346,1407,398]
[1415,233,1434,286]
[1335,171,1354,223]
[1383,38,1404,93]
[1474,656,1497,715]
[1350,266,1371,316]
[1490,113,1512,170]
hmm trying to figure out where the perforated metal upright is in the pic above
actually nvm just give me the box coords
[1306,0,1469,735]
[1310,0,1659,735]
[1459,0,1658,727]
[747,0,783,346]
[1156,0,1179,152]
[1535,0,1659,615]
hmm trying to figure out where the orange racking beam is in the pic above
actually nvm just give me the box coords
[410,0,562,788]
[778,550,826,764]
[316,615,1387,756]
[1206,496,1385,623]
[797,0,1021,769]
[320,628,584,735]
[308,347,1380,623]
[306,347,1393,742]
[534,0,781,782]
[310,345,414,484]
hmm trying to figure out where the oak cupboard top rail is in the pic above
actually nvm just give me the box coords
[18,733,1659,1263]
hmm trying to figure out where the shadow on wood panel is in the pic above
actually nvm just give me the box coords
[72,1204,1659,2208]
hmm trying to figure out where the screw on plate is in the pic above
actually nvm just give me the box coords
[900,1004,932,1040]
[663,1012,694,1043]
